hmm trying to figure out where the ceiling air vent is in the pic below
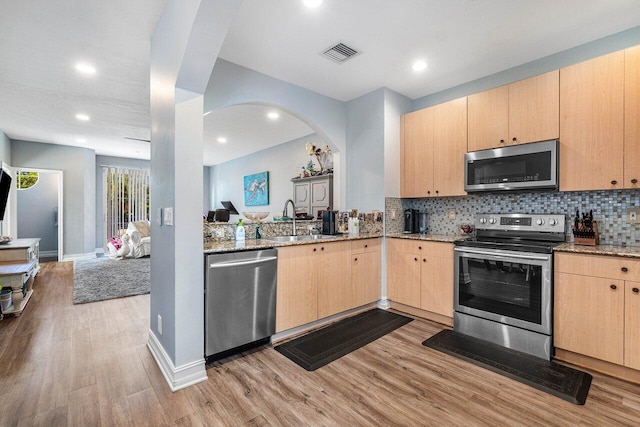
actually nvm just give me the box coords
[321,42,360,64]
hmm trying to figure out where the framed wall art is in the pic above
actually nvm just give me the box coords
[243,171,269,206]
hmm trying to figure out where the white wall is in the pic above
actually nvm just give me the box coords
[205,59,348,209]
[211,133,325,220]
[17,172,59,252]
[346,89,385,212]
[11,140,95,257]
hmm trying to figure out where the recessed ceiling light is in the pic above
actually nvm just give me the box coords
[75,62,96,75]
[76,138,86,143]
[217,137,227,144]
[412,60,428,72]
[267,111,280,120]
[75,113,90,121]
[303,0,323,7]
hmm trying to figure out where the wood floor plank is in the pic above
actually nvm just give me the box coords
[1,261,640,426]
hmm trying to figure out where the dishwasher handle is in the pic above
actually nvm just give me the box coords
[209,256,277,269]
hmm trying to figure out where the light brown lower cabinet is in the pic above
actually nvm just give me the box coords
[276,238,381,333]
[386,238,454,318]
[554,252,640,372]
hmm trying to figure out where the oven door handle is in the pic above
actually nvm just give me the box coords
[455,247,551,261]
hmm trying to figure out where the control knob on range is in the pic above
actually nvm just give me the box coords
[488,218,496,224]
[479,218,487,224]
[548,219,557,226]
[536,218,545,226]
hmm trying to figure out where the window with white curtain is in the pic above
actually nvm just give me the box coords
[103,167,149,244]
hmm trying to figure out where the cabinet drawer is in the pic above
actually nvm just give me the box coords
[555,252,640,281]
[387,238,452,258]
[351,238,380,254]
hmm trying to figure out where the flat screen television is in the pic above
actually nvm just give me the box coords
[0,169,12,221]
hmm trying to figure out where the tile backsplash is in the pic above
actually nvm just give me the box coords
[386,189,640,246]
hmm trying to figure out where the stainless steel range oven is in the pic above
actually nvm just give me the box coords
[454,213,565,360]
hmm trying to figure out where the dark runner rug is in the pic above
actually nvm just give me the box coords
[422,329,592,405]
[275,309,412,371]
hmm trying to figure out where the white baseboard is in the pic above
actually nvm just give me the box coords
[377,298,391,309]
[147,330,207,392]
[63,252,97,261]
[39,250,58,258]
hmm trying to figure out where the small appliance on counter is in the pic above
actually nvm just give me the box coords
[417,211,428,234]
[404,209,418,233]
[322,210,338,235]
[404,209,428,234]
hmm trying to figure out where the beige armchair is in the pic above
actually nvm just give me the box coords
[126,220,151,258]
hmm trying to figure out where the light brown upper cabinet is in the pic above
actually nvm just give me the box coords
[401,108,433,198]
[560,51,625,191]
[400,97,467,198]
[625,45,640,189]
[468,71,559,152]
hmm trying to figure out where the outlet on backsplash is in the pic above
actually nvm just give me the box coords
[627,208,640,224]
[448,209,456,220]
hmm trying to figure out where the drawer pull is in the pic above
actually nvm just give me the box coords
[354,257,358,262]
[321,247,324,251]
[423,258,426,263]
[418,246,422,250]
[414,257,418,262]
[633,288,639,294]
[364,244,368,248]
[313,248,317,252]
[610,284,617,290]
[621,267,628,273]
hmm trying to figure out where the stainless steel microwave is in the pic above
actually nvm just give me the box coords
[464,139,558,192]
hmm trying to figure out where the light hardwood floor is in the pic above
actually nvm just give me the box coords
[1,261,640,426]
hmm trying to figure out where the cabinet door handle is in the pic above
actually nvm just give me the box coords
[632,287,639,294]
[418,246,422,250]
[499,139,505,143]
[427,190,431,195]
[422,258,426,263]
[435,190,439,195]
[611,180,618,185]
[414,257,418,261]
[313,248,317,252]
[512,137,517,142]
[621,267,628,273]
[632,178,638,184]
[321,247,324,251]
[364,244,368,248]
[610,284,617,290]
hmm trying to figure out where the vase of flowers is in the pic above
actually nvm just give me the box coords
[305,143,333,175]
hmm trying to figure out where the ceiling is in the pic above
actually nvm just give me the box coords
[1,0,639,163]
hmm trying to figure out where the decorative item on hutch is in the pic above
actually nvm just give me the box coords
[304,142,333,175]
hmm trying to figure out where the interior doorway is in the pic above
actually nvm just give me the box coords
[13,167,64,261]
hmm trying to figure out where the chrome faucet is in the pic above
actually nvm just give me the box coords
[283,199,297,236]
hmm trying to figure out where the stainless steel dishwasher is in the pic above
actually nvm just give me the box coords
[205,249,277,359]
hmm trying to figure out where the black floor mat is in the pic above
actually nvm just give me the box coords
[275,309,412,371]
[423,330,592,405]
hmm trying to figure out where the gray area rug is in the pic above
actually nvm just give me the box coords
[73,256,150,304]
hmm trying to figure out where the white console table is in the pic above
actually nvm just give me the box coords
[0,238,40,318]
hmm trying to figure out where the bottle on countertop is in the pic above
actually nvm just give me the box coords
[235,219,246,241]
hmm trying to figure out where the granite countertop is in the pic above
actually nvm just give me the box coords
[385,232,468,243]
[204,232,384,254]
[554,243,640,259]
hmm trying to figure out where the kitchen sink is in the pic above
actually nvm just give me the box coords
[262,234,338,243]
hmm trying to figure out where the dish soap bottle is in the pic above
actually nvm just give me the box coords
[235,219,246,241]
